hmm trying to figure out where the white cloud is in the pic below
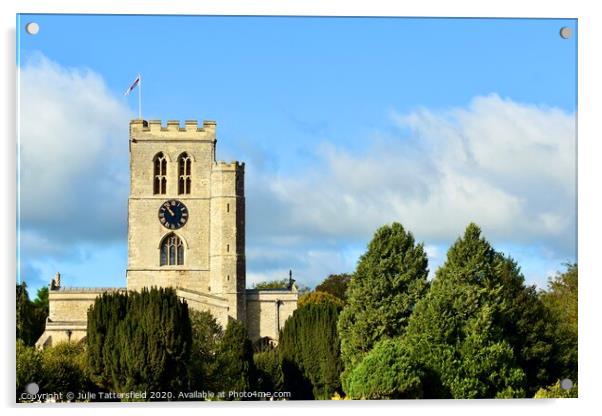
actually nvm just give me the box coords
[247,94,576,259]
[18,54,133,286]
[18,54,133,244]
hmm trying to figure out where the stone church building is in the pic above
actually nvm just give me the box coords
[36,119,298,348]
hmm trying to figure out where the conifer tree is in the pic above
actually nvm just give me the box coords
[213,319,256,397]
[337,222,429,373]
[279,301,343,399]
[87,287,192,397]
[401,223,552,398]
[16,282,47,346]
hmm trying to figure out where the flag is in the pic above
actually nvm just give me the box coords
[124,75,140,96]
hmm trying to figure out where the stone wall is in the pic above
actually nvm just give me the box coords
[35,287,125,348]
[245,288,299,342]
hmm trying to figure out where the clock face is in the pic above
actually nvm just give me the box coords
[158,200,189,230]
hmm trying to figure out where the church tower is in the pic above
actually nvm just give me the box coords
[126,119,246,322]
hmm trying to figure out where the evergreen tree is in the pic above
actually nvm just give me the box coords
[16,282,48,346]
[188,310,223,393]
[16,282,34,345]
[401,223,551,398]
[338,222,429,373]
[279,301,343,399]
[213,320,256,397]
[87,287,192,397]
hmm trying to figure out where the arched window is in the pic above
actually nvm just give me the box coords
[153,152,167,194]
[160,233,184,266]
[178,152,192,195]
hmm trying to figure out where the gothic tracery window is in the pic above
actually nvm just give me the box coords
[178,152,191,194]
[160,233,184,266]
[153,152,167,194]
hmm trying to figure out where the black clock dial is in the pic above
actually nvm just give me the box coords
[158,199,188,230]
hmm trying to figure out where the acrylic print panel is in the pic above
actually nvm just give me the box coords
[16,14,577,402]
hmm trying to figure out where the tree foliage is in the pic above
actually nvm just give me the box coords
[315,274,352,302]
[400,223,557,398]
[188,310,223,393]
[338,223,429,372]
[213,319,257,396]
[87,287,192,397]
[540,264,578,382]
[254,349,282,392]
[40,342,92,399]
[16,339,43,397]
[253,279,290,289]
[16,283,48,346]
[534,380,578,398]
[280,302,343,399]
[298,290,344,308]
[345,339,425,399]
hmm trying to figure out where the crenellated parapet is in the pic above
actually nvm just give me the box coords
[213,160,245,171]
[130,119,216,141]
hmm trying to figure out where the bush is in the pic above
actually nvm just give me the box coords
[345,339,425,399]
[16,339,43,399]
[40,342,91,400]
[534,380,578,398]
[254,349,282,392]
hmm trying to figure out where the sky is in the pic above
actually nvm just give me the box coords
[16,14,577,295]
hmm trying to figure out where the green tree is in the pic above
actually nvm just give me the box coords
[16,283,49,346]
[338,223,429,373]
[40,342,91,400]
[188,310,223,393]
[87,288,192,397]
[540,264,578,382]
[253,279,290,289]
[401,223,546,398]
[17,282,32,344]
[33,286,49,310]
[279,301,343,399]
[315,274,352,302]
[16,339,43,399]
[298,291,344,308]
[213,320,256,397]
[345,339,425,399]
[254,349,282,392]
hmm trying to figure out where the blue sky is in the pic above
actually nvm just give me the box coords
[17,15,577,295]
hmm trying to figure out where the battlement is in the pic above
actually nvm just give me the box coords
[130,119,216,140]
[213,160,245,172]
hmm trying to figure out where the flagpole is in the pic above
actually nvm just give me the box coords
[138,73,142,120]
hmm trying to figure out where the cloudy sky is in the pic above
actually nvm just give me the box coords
[17,15,577,294]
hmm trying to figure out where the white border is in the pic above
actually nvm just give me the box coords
[2,1,600,415]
